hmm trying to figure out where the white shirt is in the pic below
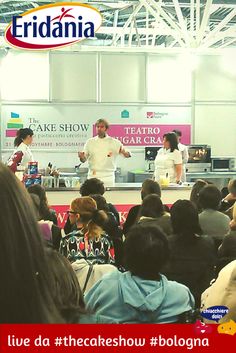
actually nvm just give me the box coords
[83,135,122,176]
[15,142,34,168]
[178,142,189,164]
[154,148,182,183]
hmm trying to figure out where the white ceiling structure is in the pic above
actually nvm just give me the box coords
[1,0,236,51]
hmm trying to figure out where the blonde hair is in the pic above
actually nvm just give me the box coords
[71,196,108,239]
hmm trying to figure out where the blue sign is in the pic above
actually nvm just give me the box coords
[121,110,130,118]
[201,306,229,322]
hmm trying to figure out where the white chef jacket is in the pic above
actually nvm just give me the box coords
[83,135,122,186]
[178,142,189,182]
[15,142,34,169]
[154,148,182,183]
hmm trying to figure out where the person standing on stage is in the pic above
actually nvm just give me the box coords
[78,119,131,187]
[173,129,189,182]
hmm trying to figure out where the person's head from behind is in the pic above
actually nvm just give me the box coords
[80,178,105,196]
[190,179,208,210]
[0,162,61,323]
[172,129,182,143]
[199,184,222,210]
[14,127,34,147]
[28,184,50,220]
[170,200,202,238]
[140,194,164,219]
[228,179,236,197]
[46,248,85,323]
[163,132,178,152]
[69,196,108,239]
[29,193,41,220]
[141,179,161,200]
[95,119,109,138]
[90,194,109,213]
[124,222,169,280]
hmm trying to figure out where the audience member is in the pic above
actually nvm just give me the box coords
[64,178,119,234]
[163,200,216,307]
[199,185,230,248]
[138,194,173,236]
[201,260,236,323]
[220,179,236,219]
[46,248,88,323]
[0,163,62,323]
[60,196,115,265]
[190,179,208,212]
[217,203,236,272]
[72,258,117,295]
[90,194,124,267]
[28,184,58,225]
[29,193,63,250]
[85,222,195,323]
[123,179,161,235]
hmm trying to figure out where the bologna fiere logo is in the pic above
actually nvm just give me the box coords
[5,2,102,50]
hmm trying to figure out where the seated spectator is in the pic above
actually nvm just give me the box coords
[28,184,58,225]
[72,258,117,295]
[46,248,91,322]
[138,194,173,236]
[123,179,161,235]
[90,194,124,267]
[60,196,115,265]
[0,162,62,323]
[199,185,230,248]
[29,193,63,250]
[64,178,119,234]
[162,200,216,307]
[85,222,195,323]
[220,179,236,219]
[190,179,208,213]
[217,203,236,273]
[201,260,236,323]
[80,178,119,224]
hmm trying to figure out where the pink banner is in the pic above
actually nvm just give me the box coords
[53,203,172,228]
[5,129,18,137]
[93,124,191,146]
[53,204,135,228]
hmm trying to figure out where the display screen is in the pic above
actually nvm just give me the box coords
[145,147,161,161]
[188,146,211,163]
[212,159,230,170]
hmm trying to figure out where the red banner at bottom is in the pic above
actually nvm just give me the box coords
[0,324,233,353]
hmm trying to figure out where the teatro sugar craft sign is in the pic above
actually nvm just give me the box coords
[5,2,102,50]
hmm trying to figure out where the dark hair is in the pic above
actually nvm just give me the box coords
[124,222,169,280]
[14,128,34,147]
[163,132,178,152]
[190,179,208,212]
[90,194,109,213]
[80,178,105,196]
[170,200,202,238]
[172,129,182,137]
[27,184,53,221]
[0,162,61,323]
[46,248,85,323]
[95,119,109,129]
[141,179,161,200]
[71,196,108,239]
[140,194,164,218]
[199,185,222,210]
[29,193,41,220]
[228,179,236,196]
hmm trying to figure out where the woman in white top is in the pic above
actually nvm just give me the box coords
[13,128,34,169]
[154,132,182,184]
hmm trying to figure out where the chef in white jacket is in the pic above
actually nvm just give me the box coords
[78,119,131,187]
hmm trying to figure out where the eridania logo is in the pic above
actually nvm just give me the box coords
[5,2,102,50]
